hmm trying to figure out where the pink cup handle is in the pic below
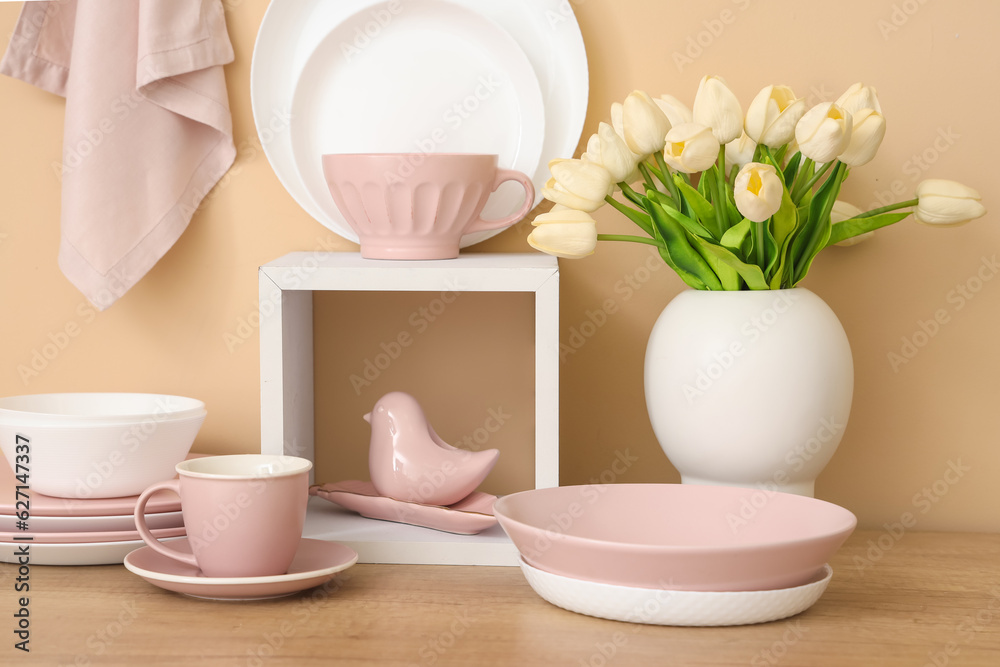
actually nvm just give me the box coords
[464,169,535,234]
[133,480,197,569]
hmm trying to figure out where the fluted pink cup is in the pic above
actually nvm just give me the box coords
[322,153,535,259]
[134,455,311,578]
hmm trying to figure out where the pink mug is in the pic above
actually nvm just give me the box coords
[322,153,535,260]
[133,455,311,578]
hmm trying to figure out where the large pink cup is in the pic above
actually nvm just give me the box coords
[322,153,535,260]
[133,455,311,578]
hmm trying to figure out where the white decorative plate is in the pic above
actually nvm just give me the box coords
[250,0,588,245]
[519,559,834,626]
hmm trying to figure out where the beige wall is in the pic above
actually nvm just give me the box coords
[1,0,997,531]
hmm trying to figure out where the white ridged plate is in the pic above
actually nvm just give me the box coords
[519,559,833,627]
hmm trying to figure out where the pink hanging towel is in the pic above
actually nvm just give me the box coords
[1,0,236,309]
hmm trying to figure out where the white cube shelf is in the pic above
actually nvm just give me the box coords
[259,252,559,565]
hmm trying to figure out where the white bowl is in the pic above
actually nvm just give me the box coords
[0,393,204,424]
[0,393,206,499]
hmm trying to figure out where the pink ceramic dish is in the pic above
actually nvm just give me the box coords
[321,153,534,260]
[0,525,185,545]
[311,481,497,535]
[493,484,857,591]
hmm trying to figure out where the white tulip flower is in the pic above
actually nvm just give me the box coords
[830,200,873,246]
[583,123,637,185]
[692,75,743,145]
[527,206,598,259]
[795,103,853,164]
[622,90,672,156]
[835,82,882,116]
[744,84,807,148]
[542,158,613,212]
[914,179,987,226]
[734,162,784,222]
[725,131,757,173]
[838,108,886,167]
[661,123,720,174]
[654,94,693,128]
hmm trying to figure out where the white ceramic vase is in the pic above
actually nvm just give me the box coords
[644,288,853,497]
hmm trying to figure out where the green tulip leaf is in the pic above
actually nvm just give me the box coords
[771,187,798,249]
[645,197,724,291]
[792,162,847,284]
[673,175,718,230]
[825,212,912,247]
[688,234,741,291]
[647,190,716,240]
[721,218,752,257]
[689,236,770,290]
[783,151,802,188]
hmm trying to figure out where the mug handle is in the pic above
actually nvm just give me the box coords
[464,169,536,234]
[133,480,198,568]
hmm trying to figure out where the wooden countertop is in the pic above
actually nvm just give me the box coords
[3,531,999,666]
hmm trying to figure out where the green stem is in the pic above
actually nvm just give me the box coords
[789,157,814,199]
[597,234,660,247]
[856,198,919,217]
[637,162,657,193]
[714,145,728,233]
[653,151,682,203]
[620,181,641,203]
[604,194,654,237]
[754,220,765,268]
[792,160,835,202]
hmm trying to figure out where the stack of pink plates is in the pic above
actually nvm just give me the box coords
[494,484,857,626]
[0,458,195,566]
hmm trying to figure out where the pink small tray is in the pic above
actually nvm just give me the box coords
[310,480,497,535]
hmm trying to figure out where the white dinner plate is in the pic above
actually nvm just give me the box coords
[288,0,544,244]
[519,560,834,627]
[0,537,184,566]
[0,510,182,533]
[250,0,588,246]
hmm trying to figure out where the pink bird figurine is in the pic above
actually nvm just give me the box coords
[364,392,499,506]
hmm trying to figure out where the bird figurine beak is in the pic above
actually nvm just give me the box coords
[362,412,371,424]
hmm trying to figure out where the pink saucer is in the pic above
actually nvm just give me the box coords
[0,453,208,517]
[310,481,497,535]
[123,538,358,600]
[1,525,185,545]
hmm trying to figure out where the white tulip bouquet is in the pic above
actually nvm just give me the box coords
[528,77,987,290]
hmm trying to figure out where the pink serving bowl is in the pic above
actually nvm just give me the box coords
[493,484,857,591]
